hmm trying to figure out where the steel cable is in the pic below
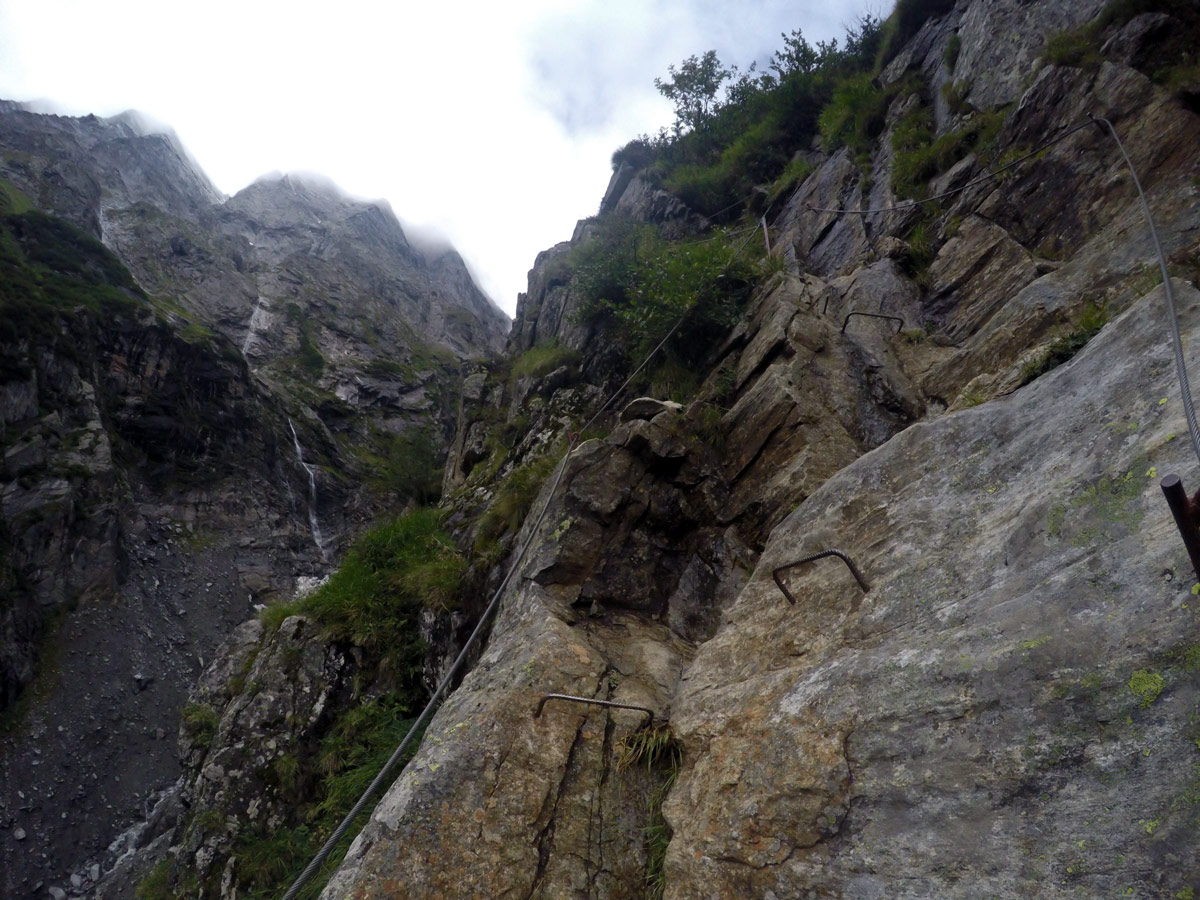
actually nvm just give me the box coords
[281,218,767,900]
[280,434,577,900]
[1089,114,1200,468]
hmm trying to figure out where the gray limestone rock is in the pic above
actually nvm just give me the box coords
[619,397,684,422]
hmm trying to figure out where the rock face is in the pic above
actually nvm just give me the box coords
[10,2,1200,899]
[0,210,344,900]
[305,3,1200,900]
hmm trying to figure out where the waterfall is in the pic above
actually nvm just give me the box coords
[242,295,271,358]
[288,419,330,560]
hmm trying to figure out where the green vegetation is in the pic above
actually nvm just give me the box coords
[0,177,34,215]
[153,510,461,897]
[181,702,221,745]
[135,860,174,900]
[613,0,1011,222]
[619,726,683,900]
[612,15,885,218]
[0,210,147,369]
[943,32,962,70]
[156,670,425,900]
[179,322,217,344]
[233,695,421,900]
[510,340,580,380]
[895,203,941,290]
[361,356,418,382]
[766,156,815,205]
[474,452,559,556]
[283,302,326,377]
[819,72,911,174]
[1043,0,1200,97]
[1018,302,1109,386]
[1128,669,1165,707]
[891,105,1008,199]
[941,79,971,115]
[356,426,442,505]
[263,507,464,684]
[874,0,957,71]
[568,216,760,396]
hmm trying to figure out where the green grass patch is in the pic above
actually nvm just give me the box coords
[766,156,816,206]
[474,453,559,554]
[1044,30,1101,68]
[1018,302,1109,386]
[232,697,421,900]
[944,33,962,70]
[1042,0,1200,96]
[570,217,759,382]
[0,210,148,362]
[361,356,418,382]
[875,0,957,71]
[181,702,220,746]
[510,340,580,380]
[262,507,464,681]
[897,205,940,290]
[941,79,971,115]
[134,860,174,900]
[891,105,1009,200]
[355,426,442,505]
[618,726,683,900]
[179,322,216,344]
[607,14,884,219]
[818,72,893,156]
[0,178,35,215]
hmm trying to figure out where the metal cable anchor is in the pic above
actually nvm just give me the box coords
[772,549,871,603]
[842,312,905,335]
[1161,474,1200,581]
[534,693,655,725]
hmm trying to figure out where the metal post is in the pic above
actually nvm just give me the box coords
[1161,474,1200,581]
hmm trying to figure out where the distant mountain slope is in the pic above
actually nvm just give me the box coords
[0,101,508,899]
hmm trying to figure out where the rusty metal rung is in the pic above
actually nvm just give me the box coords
[841,312,905,335]
[534,693,655,725]
[772,549,871,604]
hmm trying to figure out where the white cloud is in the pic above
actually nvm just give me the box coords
[0,0,873,316]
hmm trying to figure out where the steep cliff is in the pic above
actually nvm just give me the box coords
[0,102,508,899]
[311,1,1200,899]
[0,101,508,470]
[11,0,1200,899]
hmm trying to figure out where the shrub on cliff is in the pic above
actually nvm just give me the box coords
[263,507,464,690]
[614,15,882,218]
[569,217,758,392]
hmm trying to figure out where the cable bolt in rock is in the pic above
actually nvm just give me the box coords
[1160,474,1200,582]
[772,549,871,604]
[534,693,655,726]
[841,312,905,335]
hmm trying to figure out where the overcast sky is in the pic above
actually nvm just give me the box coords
[0,0,874,317]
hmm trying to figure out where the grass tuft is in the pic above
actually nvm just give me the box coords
[1018,303,1109,386]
